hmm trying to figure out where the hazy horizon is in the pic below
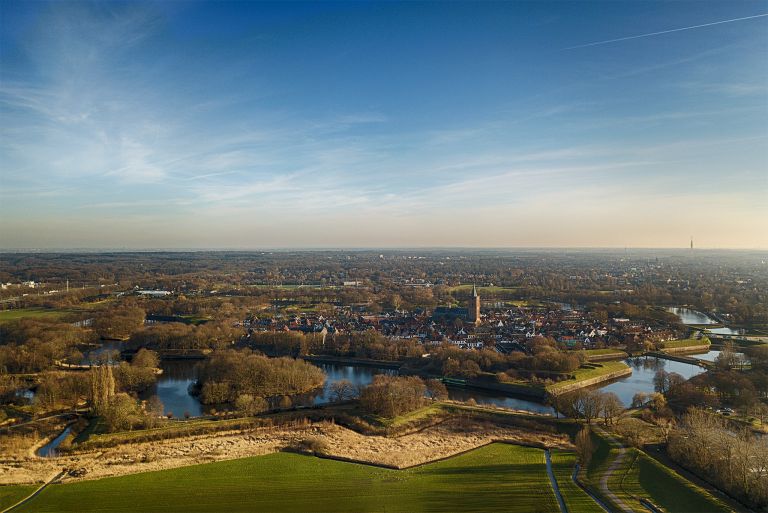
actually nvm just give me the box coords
[1,1,767,249]
[1,246,767,253]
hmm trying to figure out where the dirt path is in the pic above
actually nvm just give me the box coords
[594,428,634,513]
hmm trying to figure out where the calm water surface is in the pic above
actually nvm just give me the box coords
[81,340,123,365]
[146,356,707,417]
[668,307,744,335]
[705,327,745,336]
[599,357,705,406]
[37,425,72,457]
[690,349,749,364]
[143,360,204,418]
[146,361,556,416]
[667,307,717,325]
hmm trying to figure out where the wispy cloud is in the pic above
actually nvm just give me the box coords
[1,1,766,248]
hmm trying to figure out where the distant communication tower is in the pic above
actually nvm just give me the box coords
[690,237,694,250]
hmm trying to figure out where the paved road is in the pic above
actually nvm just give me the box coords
[544,449,568,513]
[594,428,634,513]
[572,464,611,513]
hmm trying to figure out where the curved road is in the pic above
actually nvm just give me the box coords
[572,464,611,513]
[593,428,634,513]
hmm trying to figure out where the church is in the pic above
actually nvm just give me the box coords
[432,285,481,324]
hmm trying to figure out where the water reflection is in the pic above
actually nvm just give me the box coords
[81,340,123,365]
[705,327,745,336]
[143,357,707,417]
[142,360,203,418]
[144,361,558,417]
[599,357,706,406]
[691,350,749,365]
[667,307,717,325]
[446,389,555,414]
[290,364,396,407]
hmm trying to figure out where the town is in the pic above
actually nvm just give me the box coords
[1,250,767,512]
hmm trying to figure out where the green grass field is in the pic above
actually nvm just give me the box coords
[0,484,36,511]
[550,450,603,513]
[11,444,560,513]
[586,430,731,513]
[0,308,72,324]
[619,451,731,513]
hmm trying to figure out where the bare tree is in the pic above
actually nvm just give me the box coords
[425,379,448,401]
[601,392,624,425]
[631,392,648,408]
[566,389,604,424]
[330,380,355,402]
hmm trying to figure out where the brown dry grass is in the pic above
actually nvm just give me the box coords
[0,417,572,486]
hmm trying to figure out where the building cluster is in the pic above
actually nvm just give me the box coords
[240,287,676,353]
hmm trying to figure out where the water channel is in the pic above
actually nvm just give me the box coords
[667,307,718,325]
[32,353,710,456]
[37,425,72,457]
[145,356,707,418]
[667,307,744,335]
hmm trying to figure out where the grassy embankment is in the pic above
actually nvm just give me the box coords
[545,361,630,394]
[9,444,560,513]
[582,348,628,360]
[71,401,566,450]
[659,336,711,351]
[73,415,291,450]
[585,430,731,513]
[549,450,604,513]
[619,451,732,513]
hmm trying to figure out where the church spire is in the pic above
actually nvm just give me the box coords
[472,284,478,297]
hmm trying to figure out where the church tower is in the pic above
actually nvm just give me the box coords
[468,284,481,324]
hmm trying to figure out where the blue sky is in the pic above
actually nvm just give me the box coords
[1,0,766,248]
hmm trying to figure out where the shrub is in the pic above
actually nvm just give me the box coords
[297,436,328,455]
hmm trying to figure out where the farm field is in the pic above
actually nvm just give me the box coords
[0,484,36,511]
[9,444,560,513]
[0,308,72,324]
